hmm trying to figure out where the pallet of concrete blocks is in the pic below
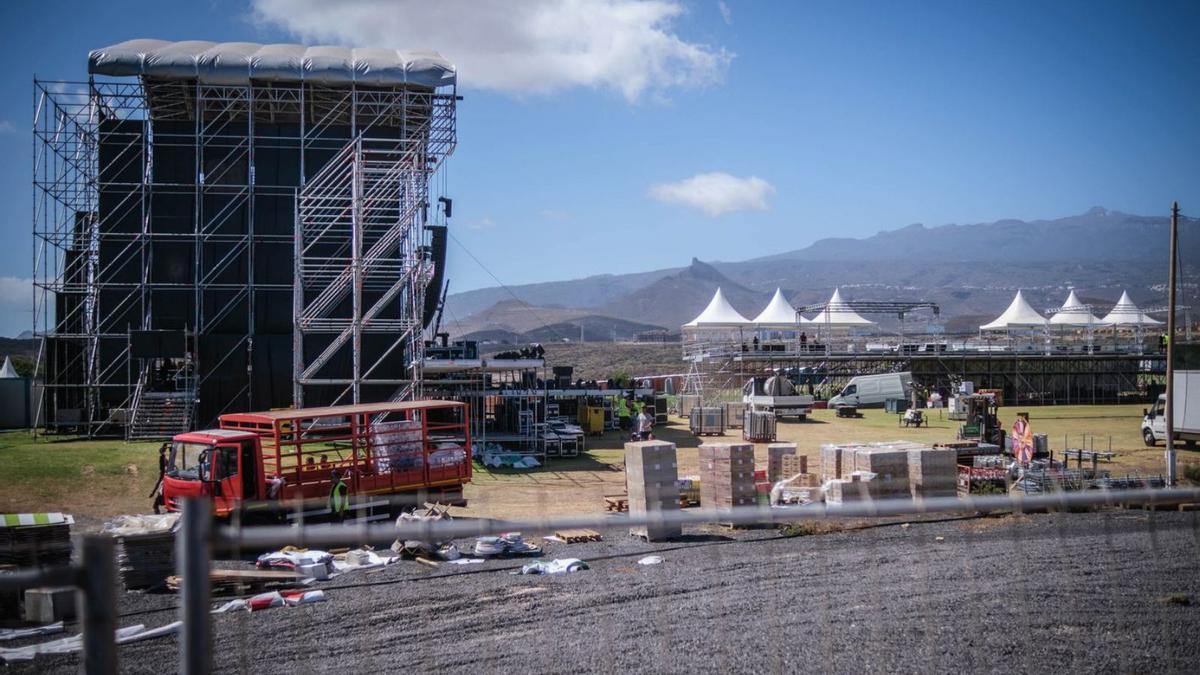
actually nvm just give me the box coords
[852,445,912,500]
[690,406,726,436]
[824,474,874,506]
[778,452,808,481]
[907,446,958,500]
[743,410,776,442]
[698,442,758,512]
[624,440,682,541]
[820,443,859,482]
[768,442,799,483]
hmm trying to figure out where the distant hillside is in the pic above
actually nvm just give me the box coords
[599,259,770,329]
[445,208,1199,336]
[755,207,1184,263]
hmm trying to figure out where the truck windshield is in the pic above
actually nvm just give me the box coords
[168,442,215,481]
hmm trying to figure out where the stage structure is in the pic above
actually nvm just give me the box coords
[33,40,457,437]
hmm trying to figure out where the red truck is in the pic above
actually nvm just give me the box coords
[161,400,472,520]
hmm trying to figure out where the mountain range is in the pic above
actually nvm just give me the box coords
[445,208,1200,340]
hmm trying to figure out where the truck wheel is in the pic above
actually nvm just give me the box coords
[1186,439,1198,450]
[1143,429,1157,447]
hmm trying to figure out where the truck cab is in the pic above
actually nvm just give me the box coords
[162,429,266,517]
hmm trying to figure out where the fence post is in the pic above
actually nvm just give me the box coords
[178,498,212,675]
[78,535,117,675]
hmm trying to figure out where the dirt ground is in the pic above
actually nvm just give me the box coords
[3,404,1196,525]
[459,404,1200,519]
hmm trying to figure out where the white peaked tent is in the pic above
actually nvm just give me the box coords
[1049,290,1106,327]
[683,287,750,327]
[806,288,875,327]
[752,288,806,327]
[1101,290,1162,326]
[980,290,1048,330]
[0,357,17,379]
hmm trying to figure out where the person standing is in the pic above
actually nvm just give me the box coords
[328,470,349,522]
[637,407,654,441]
[149,444,168,514]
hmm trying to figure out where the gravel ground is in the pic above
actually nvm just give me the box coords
[9,510,1200,674]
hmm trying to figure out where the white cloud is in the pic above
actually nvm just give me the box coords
[468,216,496,231]
[648,172,774,217]
[251,0,732,101]
[718,1,732,25]
[0,121,13,134]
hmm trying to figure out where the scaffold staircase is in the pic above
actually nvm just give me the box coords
[126,368,196,440]
[294,136,429,406]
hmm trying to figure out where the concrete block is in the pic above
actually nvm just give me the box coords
[23,586,76,624]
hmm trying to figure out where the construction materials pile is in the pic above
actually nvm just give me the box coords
[0,514,73,567]
[742,410,776,442]
[820,441,959,504]
[103,514,179,590]
[689,406,726,436]
[699,442,756,514]
[767,443,797,483]
[625,440,681,541]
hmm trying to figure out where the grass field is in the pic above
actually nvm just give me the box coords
[3,404,1197,525]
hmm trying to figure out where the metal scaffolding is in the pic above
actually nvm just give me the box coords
[33,75,456,437]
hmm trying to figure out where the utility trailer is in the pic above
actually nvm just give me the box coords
[162,400,472,520]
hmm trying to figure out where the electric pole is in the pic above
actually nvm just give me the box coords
[1166,201,1179,485]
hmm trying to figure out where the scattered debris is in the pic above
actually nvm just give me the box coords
[518,558,589,575]
[637,556,664,566]
[257,547,333,572]
[935,536,945,542]
[446,558,485,565]
[475,533,543,558]
[1160,593,1192,606]
[0,622,64,642]
[0,622,179,664]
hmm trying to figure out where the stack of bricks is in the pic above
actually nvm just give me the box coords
[820,443,855,481]
[852,447,911,499]
[907,446,958,499]
[698,442,757,513]
[766,442,798,483]
[624,440,681,541]
[825,473,873,505]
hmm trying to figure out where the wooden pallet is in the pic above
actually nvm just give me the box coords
[166,568,305,594]
[604,495,629,512]
[554,528,603,543]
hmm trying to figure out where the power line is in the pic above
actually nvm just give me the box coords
[446,231,569,342]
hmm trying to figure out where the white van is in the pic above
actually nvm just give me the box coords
[828,372,913,409]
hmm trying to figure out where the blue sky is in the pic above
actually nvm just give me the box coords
[0,0,1198,336]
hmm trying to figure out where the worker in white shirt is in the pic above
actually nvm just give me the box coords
[636,408,654,441]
